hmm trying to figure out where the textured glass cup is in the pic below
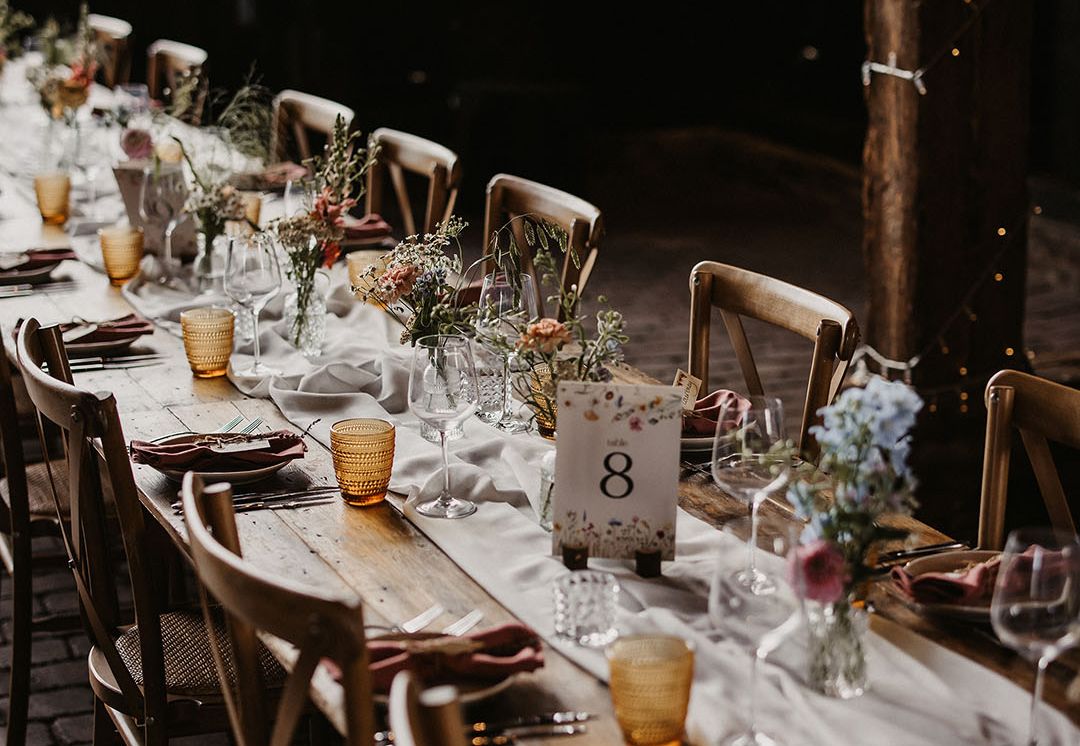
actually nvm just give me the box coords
[347,250,387,301]
[608,636,695,746]
[33,173,71,225]
[98,225,144,286]
[180,307,235,378]
[553,571,619,647]
[330,418,396,507]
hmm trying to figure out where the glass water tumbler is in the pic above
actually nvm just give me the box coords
[330,418,396,506]
[180,307,235,378]
[552,570,619,647]
[33,173,71,225]
[99,225,145,286]
[607,635,695,746]
[347,250,387,300]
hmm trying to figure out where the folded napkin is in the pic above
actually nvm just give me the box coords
[129,430,306,472]
[229,161,309,191]
[12,313,154,350]
[0,248,78,274]
[682,389,752,437]
[342,213,393,244]
[891,557,1000,606]
[334,623,544,694]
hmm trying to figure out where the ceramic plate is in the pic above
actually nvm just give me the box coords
[680,435,713,453]
[65,335,144,357]
[900,550,999,623]
[152,434,290,486]
[0,262,60,286]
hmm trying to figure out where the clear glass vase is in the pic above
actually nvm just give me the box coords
[806,599,869,699]
[284,272,328,359]
[194,228,229,293]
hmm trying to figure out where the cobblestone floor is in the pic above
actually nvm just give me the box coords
[3,129,1078,744]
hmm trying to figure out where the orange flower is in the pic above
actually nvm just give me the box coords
[322,241,341,268]
[517,318,571,354]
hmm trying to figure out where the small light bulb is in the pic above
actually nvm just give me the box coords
[1033,205,1043,215]
[959,366,968,376]
[929,403,938,413]
[997,227,1007,236]
[1005,347,1015,356]
[994,273,1004,282]
[960,391,969,401]
[960,403,969,413]
[951,48,960,57]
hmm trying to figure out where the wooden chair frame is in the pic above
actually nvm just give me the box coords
[146,39,208,124]
[388,672,466,746]
[181,473,375,746]
[364,128,461,237]
[87,14,132,88]
[16,320,223,746]
[481,174,604,320]
[269,90,355,165]
[687,261,859,457]
[977,370,1080,550]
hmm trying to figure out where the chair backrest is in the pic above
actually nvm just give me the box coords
[87,13,132,88]
[388,672,467,746]
[364,128,461,237]
[181,473,375,746]
[146,39,208,123]
[269,89,355,165]
[15,319,168,732]
[978,370,1080,550]
[481,174,604,320]
[687,261,860,458]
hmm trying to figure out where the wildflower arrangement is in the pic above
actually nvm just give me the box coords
[176,137,245,242]
[787,376,923,602]
[0,0,32,70]
[271,115,376,345]
[356,216,480,344]
[28,4,98,120]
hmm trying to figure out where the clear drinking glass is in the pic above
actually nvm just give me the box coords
[553,570,619,647]
[710,395,791,594]
[990,528,1080,746]
[708,517,803,746]
[138,163,187,284]
[408,335,479,518]
[476,271,538,433]
[74,119,110,219]
[224,235,281,378]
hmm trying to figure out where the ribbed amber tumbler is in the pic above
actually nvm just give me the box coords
[33,173,70,225]
[347,250,387,301]
[180,307,234,378]
[330,418,396,506]
[99,225,144,286]
[607,635,694,746]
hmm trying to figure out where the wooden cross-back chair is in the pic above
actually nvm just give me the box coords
[146,39,208,124]
[364,128,461,238]
[16,320,240,746]
[481,174,604,320]
[269,89,355,165]
[978,370,1080,550]
[181,473,375,746]
[688,261,860,458]
[388,672,467,746]
[87,14,132,88]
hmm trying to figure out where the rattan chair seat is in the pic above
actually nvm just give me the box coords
[0,459,69,518]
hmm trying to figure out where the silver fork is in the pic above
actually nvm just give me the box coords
[441,609,484,636]
[149,414,246,443]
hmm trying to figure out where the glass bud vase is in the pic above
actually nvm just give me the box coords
[806,599,869,699]
[284,272,329,359]
[194,229,229,293]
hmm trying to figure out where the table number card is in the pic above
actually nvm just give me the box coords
[552,381,683,560]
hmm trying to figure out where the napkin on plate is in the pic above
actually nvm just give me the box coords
[342,213,392,243]
[0,248,78,274]
[682,389,752,437]
[322,623,545,694]
[62,314,154,345]
[890,557,1000,606]
[229,161,309,191]
[129,431,306,472]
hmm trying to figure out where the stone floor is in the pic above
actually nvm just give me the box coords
[3,128,1078,744]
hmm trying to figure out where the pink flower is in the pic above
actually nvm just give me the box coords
[516,318,571,354]
[629,415,643,432]
[311,187,356,228]
[67,60,97,88]
[378,264,419,303]
[120,128,153,159]
[789,540,848,604]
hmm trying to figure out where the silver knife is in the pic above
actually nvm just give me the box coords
[876,541,968,565]
[473,724,588,744]
[471,712,592,734]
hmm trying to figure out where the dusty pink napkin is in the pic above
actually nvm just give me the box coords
[891,557,1000,605]
[129,431,306,472]
[682,389,752,437]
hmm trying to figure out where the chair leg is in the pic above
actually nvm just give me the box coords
[92,698,120,746]
[6,530,33,746]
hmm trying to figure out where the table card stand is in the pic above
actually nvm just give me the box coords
[551,381,682,577]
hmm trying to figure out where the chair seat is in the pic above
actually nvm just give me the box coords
[90,610,287,699]
[0,459,70,519]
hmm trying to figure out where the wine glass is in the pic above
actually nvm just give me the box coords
[711,396,791,594]
[284,177,319,217]
[74,119,110,219]
[476,271,538,433]
[224,235,281,377]
[138,163,187,285]
[709,517,803,746]
[990,528,1080,746]
[408,335,479,519]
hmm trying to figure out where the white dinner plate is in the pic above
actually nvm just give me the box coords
[899,549,998,623]
[151,434,291,485]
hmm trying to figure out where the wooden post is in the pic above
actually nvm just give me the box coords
[863,0,1033,537]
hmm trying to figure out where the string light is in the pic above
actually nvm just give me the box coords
[1033,205,1042,215]
[959,391,969,401]
[959,366,968,376]
[997,227,1007,236]
[951,48,960,57]
[1005,347,1014,356]
[994,273,1004,282]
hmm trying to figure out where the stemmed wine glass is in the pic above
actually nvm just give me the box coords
[139,163,187,285]
[408,335,479,519]
[711,396,791,594]
[224,235,281,377]
[476,271,538,433]
[990,528,1080,746]
[709,517,803,746]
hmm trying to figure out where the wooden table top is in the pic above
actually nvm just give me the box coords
[2,238,1078,739]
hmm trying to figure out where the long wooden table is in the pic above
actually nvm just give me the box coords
[2,224,1078,738]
